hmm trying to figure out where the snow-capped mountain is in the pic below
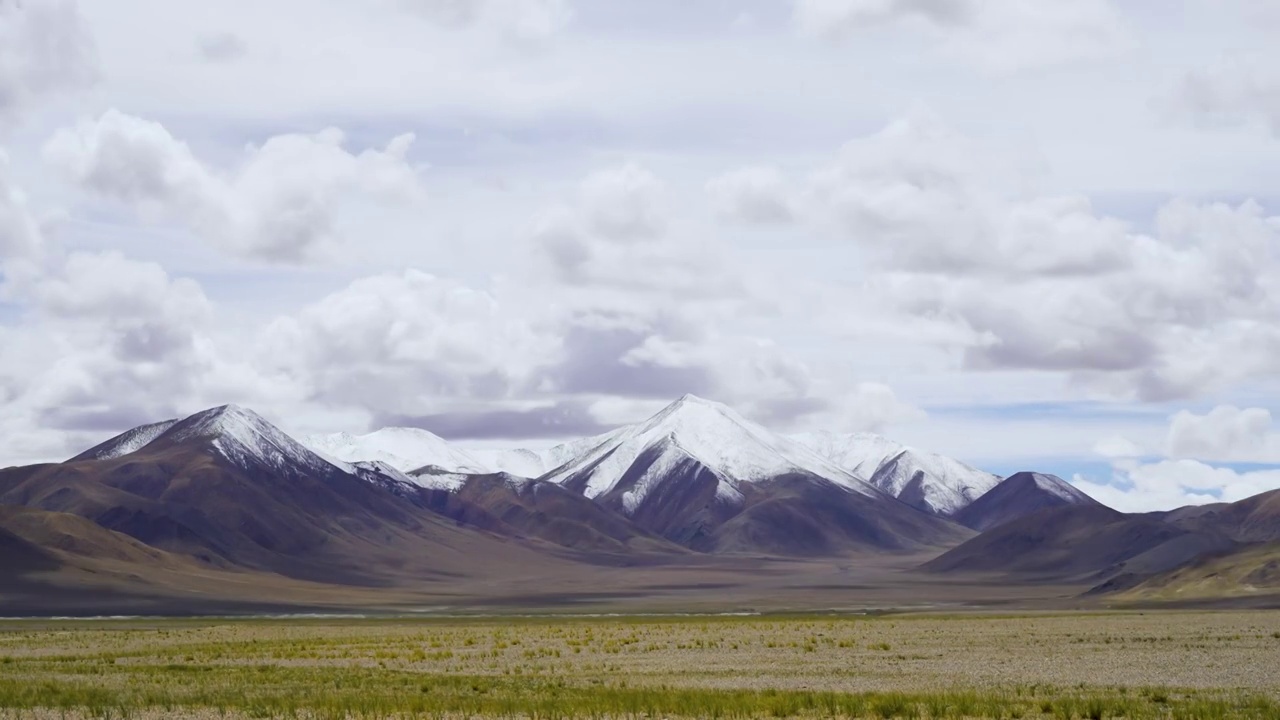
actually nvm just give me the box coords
[303,427,607,479]
[534,394,969,552]
[468,435,611,478]
[793,431,1001,516]
[541,394,880,514]
[305,427,491,474]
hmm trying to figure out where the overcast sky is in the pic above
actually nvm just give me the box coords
[2,0,1280,511]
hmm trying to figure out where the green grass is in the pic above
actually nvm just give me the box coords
[0,614,1278,718]
[0,661,1275,719]
[0,666,1269,712]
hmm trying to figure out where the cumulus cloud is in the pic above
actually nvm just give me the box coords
[528,162,743,301]
[792,112,1280,401]
[1165,405,1280,463]
[0,248,258,463]
[578,162,666,243]
[794,0,1128,71]
[1078,405,1280,511]
[1075,460,1280,513]
[809,111,1130,277]
[706,166,795,225]
[44,109,425,263]
[0,0,96,128]
[260,269,551,415]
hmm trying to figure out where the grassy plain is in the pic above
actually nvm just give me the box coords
[0,612,1277,719]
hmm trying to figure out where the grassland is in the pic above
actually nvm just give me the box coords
[0,612,1277,718]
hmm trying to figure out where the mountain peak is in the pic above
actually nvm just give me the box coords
[543,393,878,511]
[154,404,342,477]
[304,425,489,474]
[1004,471,1096,504]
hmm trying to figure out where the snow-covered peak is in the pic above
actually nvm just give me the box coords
[542,394,879,508]
[304,426,489,474]
[467,433,612,479]
[1025,472,1093,503]
[789,430,904,480]
[72,418,179,462]
[793,431,1000,516]
[155,404,340,476]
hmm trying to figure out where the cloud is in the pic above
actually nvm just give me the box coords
[1165,58,1280,137]
[399,0,572,42]
[376,399,613,441]
[706,166,795,225]
[1078,405,1280,511]
[1165,405,1280,463]
[44,109,426,263]
[809,111,1131,277]
[578,162,666,243]
[1092,435,1143,459]
[197,32,248,63]
[794,0,1128,71]
[0,249,251,461]
[0,0,96,129]
[795,0,971,33]
[537,313,718,400]
[260,269,551,414]
[1075,460,1280,513]
[789,112,1280,401]
[0,153,43,262]
[528,162,743,300]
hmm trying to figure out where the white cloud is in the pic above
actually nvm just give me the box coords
[795,0,1128,71]
[1165,405,1280,463]
[0,153,43,262]
[1078,404,1280,511]
[1075,459,1280,513]
[706,166,795,225]
[790,112,1280,401]
[1093,435,1144,459]
[260,269,551,415]
[399,0,571,42]
[0,248,255,461]
[0,0,96,129]
[528,163,743,301]
[1166,58,1280,137]
[44,109,425,263]
[578,162,666,243]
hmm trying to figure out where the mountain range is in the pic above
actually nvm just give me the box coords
[3,394,1278,614]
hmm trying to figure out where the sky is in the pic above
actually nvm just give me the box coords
[2,0,1280,512]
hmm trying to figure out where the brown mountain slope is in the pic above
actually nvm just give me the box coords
[709,474,973,556]
[0,406,581,588]
[1113,542,1280,604]
[407,472,687,557]
[923,504,1232,581]
[557,447,970,556]
[1160,488,1280,543]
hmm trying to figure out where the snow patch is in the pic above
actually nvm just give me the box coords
[1030,472,1091,503]
[76,419,178,461]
